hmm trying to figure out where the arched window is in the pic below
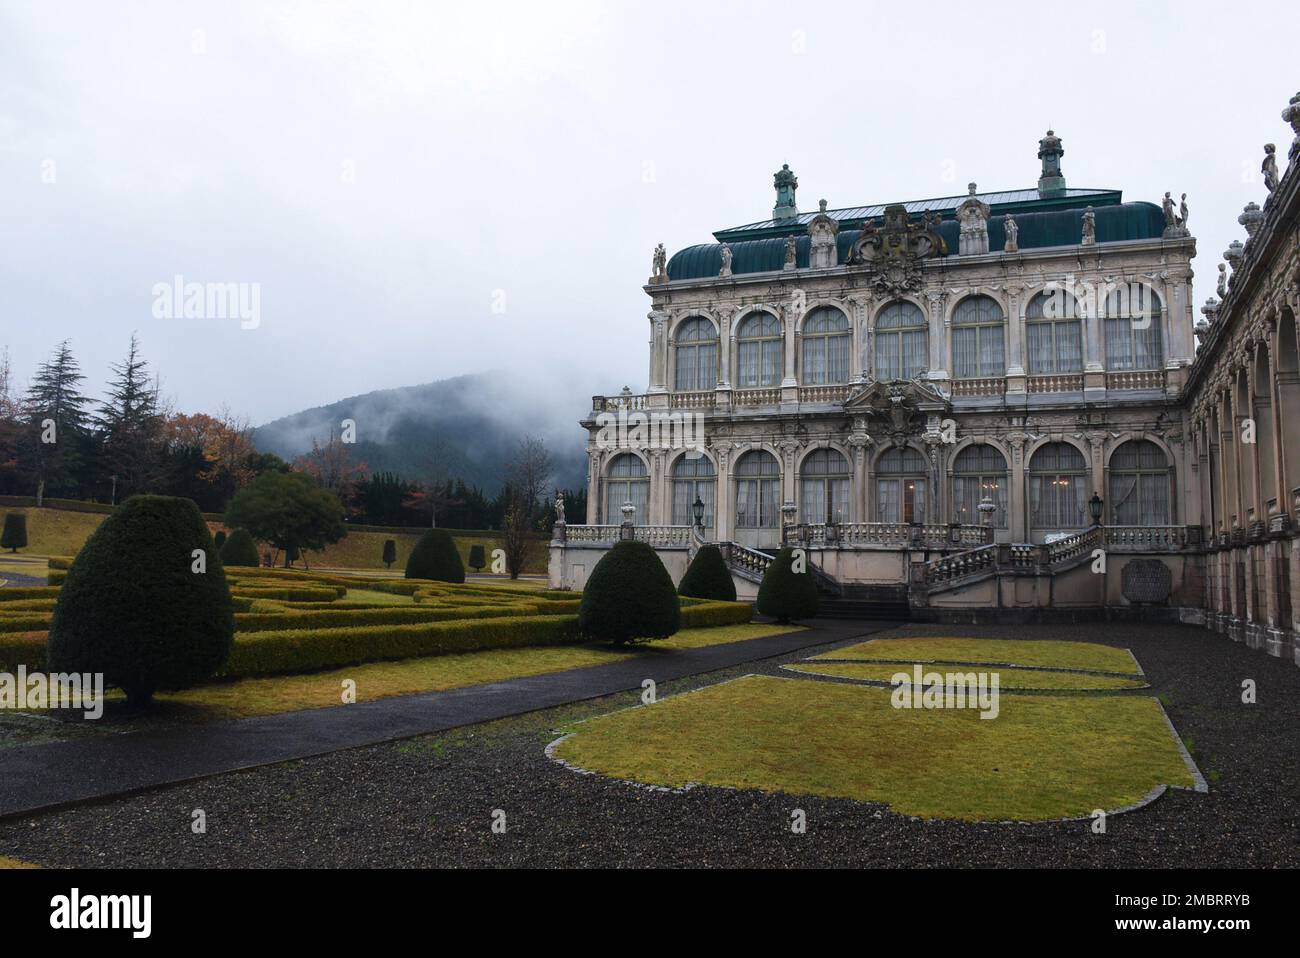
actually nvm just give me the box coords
[734,450,780,528]
[1103,283,1162,371]
[1029,442,1088,529]
[736,312,782,388]
[874,301,927,381]
[952,295,1005,379]
[1026,291,1083,375]
[1108,440,1170,525]
[800,307,851,385]
[673,317,719,391]
[800,449,850,524]
[951,444,1008,527]
[671,454,716,529]
[604,453,648,526]
[876,446,928,524]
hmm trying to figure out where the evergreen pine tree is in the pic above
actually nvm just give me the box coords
[23,339,92,497]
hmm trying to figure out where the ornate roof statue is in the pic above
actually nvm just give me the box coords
[783,235,797,270]
[554,489,566,525]
[1161,191,1189,238]
[1217,262,1228,298]
[1080,206,1096,245]
[955,183,991,255]
[846,203,946,295]
[1262,144,1279,194]
[807,198,840,269]
[718,243,733,277]
[1003,212,1019,252]
[649,243,668,284]
[773,163,799,222]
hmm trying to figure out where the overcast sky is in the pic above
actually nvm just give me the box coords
[1,0,1295,427]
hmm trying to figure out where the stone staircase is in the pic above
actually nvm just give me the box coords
[718,542,910,621]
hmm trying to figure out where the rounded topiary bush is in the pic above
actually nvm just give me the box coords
[219,528,260,567]
[1,512,28,553]
[579,539,681,644]
[405,528,465,582]
[756,547,821,624]
[47,495,235,706]
[677,544,737,602]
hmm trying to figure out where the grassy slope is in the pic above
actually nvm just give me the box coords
[553,673,1194,821]
[814,637,1141,674]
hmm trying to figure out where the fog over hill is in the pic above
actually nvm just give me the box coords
[252,371,593,494]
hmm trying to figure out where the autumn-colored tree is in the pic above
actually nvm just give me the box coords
[293,431,368,502]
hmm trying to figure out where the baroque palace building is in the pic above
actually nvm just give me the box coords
[553,93,1300,665]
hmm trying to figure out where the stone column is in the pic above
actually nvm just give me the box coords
[648,310,668,393]
[713,445,732,542]
[1008,438,1027,542]
[926,291,949,384]
[1005,284,1026,392]
[1082,282,1105,399]
[587,449,601,524]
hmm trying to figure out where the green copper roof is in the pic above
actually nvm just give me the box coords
[666,201,1166,282]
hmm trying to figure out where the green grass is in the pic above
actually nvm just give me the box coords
[133,623,798,719]
[6,509,103,558]
[784,661,1148,690]
[815,637,1140,674]
[552,673,1195,821]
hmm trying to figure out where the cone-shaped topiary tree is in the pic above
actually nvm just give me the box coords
[1,512,28,553]
[219,528,260,567]
[468,544,486,573]
[382,539,397,569]
[677,544,737,602]
[579,539,681,644]
[405,528,465,582]
[756,546,820,624]
[47,495,234,706]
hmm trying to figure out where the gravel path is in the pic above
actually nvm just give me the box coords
[1,622,1297,868]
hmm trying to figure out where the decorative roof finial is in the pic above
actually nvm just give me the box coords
[1037,129,1066,198]
[773,163,799,222]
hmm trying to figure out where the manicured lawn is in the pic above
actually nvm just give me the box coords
[784,661,1148,690]
[341,587,418,606]
[0,856,39,869]
[815,637,1140,674]
[7,509,103,558]
[136,623,798,719]
[551,673,1195,821]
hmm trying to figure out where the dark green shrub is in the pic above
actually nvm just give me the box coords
[677,544,737,602]
[382,539,397,569]
[220,528,260,567]
[405,529,465,583]
[213,530,227,549]
[468,544,486,572]
[579,540,680,644]
[680,599,753,628]
[47,495,235,706]
[1,512,27,552]
[756,547,821,624]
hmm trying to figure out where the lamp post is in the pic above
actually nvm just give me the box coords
[692,495,705,531]
[1088,493,1104,526]
[977,495,997,527]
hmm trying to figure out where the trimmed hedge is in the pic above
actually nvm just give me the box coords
[47,568,67,585]
[219,528,261,568]
[0,632,46,670]
[47,556,75,571]
[47,494,235,705]
[756,547,821,624]
[229,585,346,602]
[679,599,753,628]
[233,604,534,633]
[579,540,681,643]
[0,614,52,633]
[677,544,737,602]
[0,587,61,602]
[404,529,466,583]
[224,614,582,677]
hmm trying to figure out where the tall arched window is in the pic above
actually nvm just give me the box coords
[671,454,716,529]
[1026,291,1083,374]
[736,312,783,387]
[734,450,780,528]
[1103,284,1162,371]
[673,317,719,391]
[604,453,648,526]
[951,444,1008,527]
[800,307,850,385]
[952,295,1005,379]
[1028,442,1088,529]
[800,449,850,524]
[874,301,927,381]
[1108,440,1171,525]
[876,446,928,524]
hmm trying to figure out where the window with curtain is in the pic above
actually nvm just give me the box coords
[876,446,928,524]
[1025,291,1083,374]
[1103,283,1163,371]
[671,454,716,529]
[951,444,1008,527]
[1108,439,1170,525]
[736,312,783,387]
[800,307,851,385]
[604,453,648,525]
[800,448,850,524]
[1028,442,1089,529]
[734,450,780,528]
[952,295,1006,379]
[673,317,719,391]
[873,301,927,381]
